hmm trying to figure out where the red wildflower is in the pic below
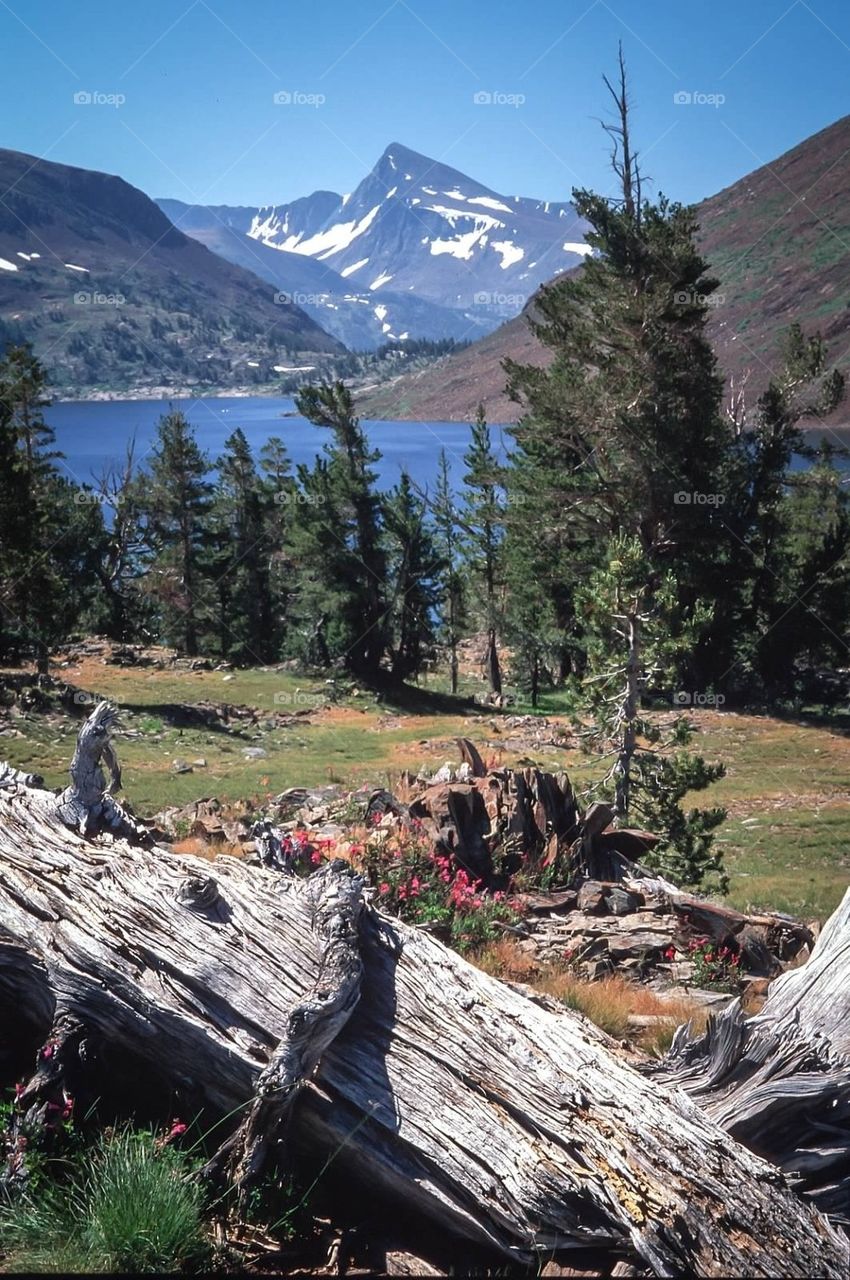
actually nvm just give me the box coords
[379,882,390,895]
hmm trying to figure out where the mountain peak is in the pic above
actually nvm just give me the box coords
[373,142,438,183]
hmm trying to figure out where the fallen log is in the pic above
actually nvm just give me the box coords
[0,709,848,1276]
[653,888,850,1225]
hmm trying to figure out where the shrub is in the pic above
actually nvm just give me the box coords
[0,1126,210,1274]
[687,936,741,991]
[352,818,522,951]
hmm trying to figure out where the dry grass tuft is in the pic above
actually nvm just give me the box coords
[472,938,707,1056]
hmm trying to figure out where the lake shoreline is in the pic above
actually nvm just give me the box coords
[53,391,850,432]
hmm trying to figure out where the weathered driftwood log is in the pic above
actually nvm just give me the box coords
[53,700,149,842]
[654,888,850,1225]
[0,711,848,1276]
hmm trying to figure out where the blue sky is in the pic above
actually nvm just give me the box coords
[2,0,850,208]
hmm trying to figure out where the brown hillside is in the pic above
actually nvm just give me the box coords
[359,115,850,425]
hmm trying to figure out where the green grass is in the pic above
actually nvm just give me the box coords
[719,808,850,918]
[3,658,849,922]
[0,1128,210,1274]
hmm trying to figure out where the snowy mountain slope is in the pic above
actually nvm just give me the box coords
[245,143,589,311]
[156,142,589,345]
[159,199,489,350]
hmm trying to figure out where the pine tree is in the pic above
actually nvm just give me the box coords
[503,50,730,881]
[575,534,727,890]
[90,441,152,643]
[209,428,277,664]
[0,345,106,669]
[293,382,388,681]
[383,471,443,682]
[723,325,847,698]
[139,410,212,656]
[505,48,735,691]
[432,450,465,695]
[258,435,296,652]
[461,404,505,695]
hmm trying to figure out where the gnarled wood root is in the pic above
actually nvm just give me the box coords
[205,859,365,1200]
[653,887,850,1226]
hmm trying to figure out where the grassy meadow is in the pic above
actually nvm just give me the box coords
[1,654,849,923]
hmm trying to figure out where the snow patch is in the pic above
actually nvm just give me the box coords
[340,257,369,277]
[563,241,593,256]
[341,192,351,206]
[466,195,513,213]
[421,186,437,195]
[429,223,491,260]
[370,272,394,290]
[386,186,397,198]
[270,205,382,259]
[374,304,388,322]
[65,263,89,273]
[0,258,19,272]
[491,239,524,269]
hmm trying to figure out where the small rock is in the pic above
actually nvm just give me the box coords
[192,758,207,769]
[605,886,641,916]
[577,880,607,914]
[242,747,268,760]
[171,759,193,775]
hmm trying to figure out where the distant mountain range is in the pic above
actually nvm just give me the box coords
[0,148,343,397]
[3,117,849,407]
[157,142,590,351]
[358,117,850,423]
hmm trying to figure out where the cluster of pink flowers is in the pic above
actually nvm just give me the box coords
[447,869,483,911]
[397,875,422,902]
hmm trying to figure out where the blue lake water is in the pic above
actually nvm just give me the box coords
[46,395,850,492]
[48,395,512,493]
